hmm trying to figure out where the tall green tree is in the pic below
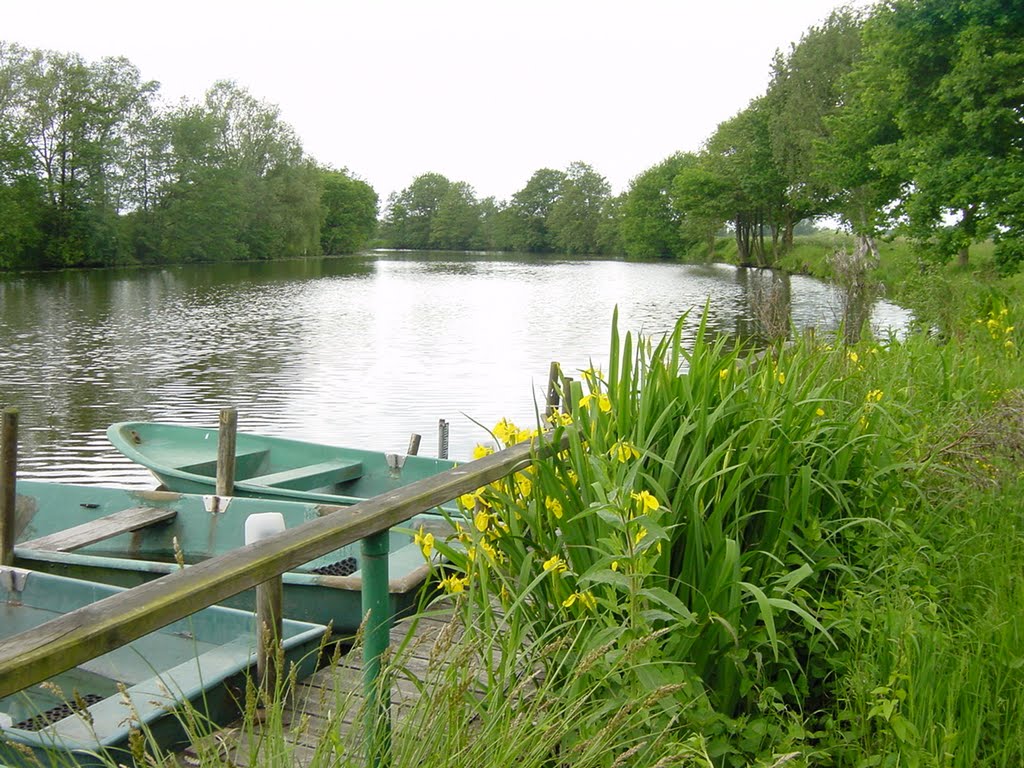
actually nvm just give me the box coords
[826,0,1024,269]
[13,49,158,266]
[431,181,480,250]
[472,196,505,251]
[383,172,452,249]
[765,8,865,246]
[152,81,317,262]
[671,159,732,261]
[621,153,694,258]
[692,100,789,266]
[319,167,378,254]
[152,100,247,261]
[0,43,44,268]
[505,168,565,252]
[547,161,610,255]
[595,192,626,256]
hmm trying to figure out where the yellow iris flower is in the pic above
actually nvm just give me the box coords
[562,591,596,610]
[630,490,660,513]
[609,439,640,463]
[545,496,564,520]
[413,526,434,559]
[543,554,568,573]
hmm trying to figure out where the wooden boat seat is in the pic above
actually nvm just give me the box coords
[18,506,178,553]
[246,459,363,491]
[178,448,270,476]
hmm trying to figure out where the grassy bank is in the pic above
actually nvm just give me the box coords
[705,230,1023,343]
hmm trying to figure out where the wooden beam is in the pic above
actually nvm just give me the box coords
[247,459,362,491]
[17,506,177,552]
[216,407,238,497]
[0,430,567,699]
[1,407,17,567]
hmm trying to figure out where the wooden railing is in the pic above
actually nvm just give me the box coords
[0,427,563,699]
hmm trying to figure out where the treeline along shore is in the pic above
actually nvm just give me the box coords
[1,0,1021,275]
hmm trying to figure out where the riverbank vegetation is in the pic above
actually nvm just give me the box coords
[418,297,1023,765]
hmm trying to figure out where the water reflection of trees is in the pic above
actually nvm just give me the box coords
[733,267,793,344]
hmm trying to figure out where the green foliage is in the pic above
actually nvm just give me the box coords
[621,153,693,258]
[410,292,1024,764]
[96,617,711,768]
[504,167,566,252]
[319,167,378,254]
[431,181,481,251]
[766,8,865,239]
[547,161,612,255]
[0,47,363,270]
[382,172,453,250]
[421,310,924,761]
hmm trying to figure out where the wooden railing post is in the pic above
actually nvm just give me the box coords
[216,407,238,498]
[561,375,575,414]
[1,407,17,566]
[546,361,562,416]
[245,513,285,696]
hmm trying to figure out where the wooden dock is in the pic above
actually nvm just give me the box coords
[181,604,470,767]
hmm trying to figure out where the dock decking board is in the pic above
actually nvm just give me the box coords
[180,605,469,767]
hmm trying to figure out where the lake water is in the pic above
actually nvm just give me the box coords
[0,252,911,485]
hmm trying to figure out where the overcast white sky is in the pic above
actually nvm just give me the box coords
[3,1,854,203]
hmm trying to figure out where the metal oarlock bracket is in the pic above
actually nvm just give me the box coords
[0,566,30,595]
[203,495,233,514]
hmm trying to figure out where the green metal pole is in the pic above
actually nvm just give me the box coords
[362,530,391,767]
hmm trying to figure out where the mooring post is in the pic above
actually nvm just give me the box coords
[437,419,449,460]
[362,530,392,767]
[244,513,285,697]
[546,361,562,416]
[216,407,238,498]
[407,433,421,457]
[0,407,17,567]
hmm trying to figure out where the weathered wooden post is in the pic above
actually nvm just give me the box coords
[216,407,237,498]
[244,512,285,696]
[546,361,562,416]
[1,407,17,566]
[407,433,421,457]
[561,375,575,415]
[437,419,449,459]
[362,529,391,767]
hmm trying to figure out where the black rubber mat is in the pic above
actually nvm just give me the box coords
[310,556,358,576]
[14,693,105,731]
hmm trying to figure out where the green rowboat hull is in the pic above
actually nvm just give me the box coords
[0,567,325,767]
[107,421,459,511]
[12,480,450,631]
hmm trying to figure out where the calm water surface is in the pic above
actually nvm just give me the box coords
[0,252,911,485]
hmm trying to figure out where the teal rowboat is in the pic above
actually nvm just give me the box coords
[107,421,459,512]
[12,480,450,631]
[0,567,326,767]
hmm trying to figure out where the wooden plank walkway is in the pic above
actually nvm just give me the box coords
[180,604,469,767]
